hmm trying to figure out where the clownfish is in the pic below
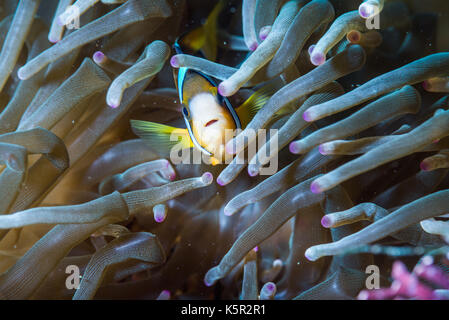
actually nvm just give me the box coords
[130,1,277,165]
[131,69,275,165]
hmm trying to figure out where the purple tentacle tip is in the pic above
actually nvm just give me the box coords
[265,282,275,292]
[218,83,229,96]
[259,26,271,41]
[359,4,375,19]
[248,166,259,177]
[321,215,332,228]
[48,36,59,44]
[308,44,316,56]
[304,248,315,261]
[154,214,165,223]
[289,142,300,154]
[216,176,225,186]
[204,276,214,287]
[202,172,213,184]
[93,51,105,64]
[359,7,369,19]
[420,161,430,172]
[302,110,313,122]
[170,56,179,68]
[311,52,326,66]
[153,205,167,223]
[310,180,323,194]
[157,290,171,300]
[357,291,369,300]
[318,144,327,155]
[249,42,258,51]
[225,139,236,155]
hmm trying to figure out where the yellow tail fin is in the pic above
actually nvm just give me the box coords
[130,120,193,154]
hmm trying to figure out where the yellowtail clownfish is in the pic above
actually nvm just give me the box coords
[130,1,276,165]
[131,69,275,165]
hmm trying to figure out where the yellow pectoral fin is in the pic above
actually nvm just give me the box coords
[130,120,193,154]
[236,83,278,127]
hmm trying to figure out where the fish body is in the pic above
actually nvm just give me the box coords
[131,69,272,165]
[175,67,241,162]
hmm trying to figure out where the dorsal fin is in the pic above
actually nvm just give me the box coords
[236,84,278,126]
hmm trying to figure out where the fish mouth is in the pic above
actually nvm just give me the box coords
[205,119,219,127]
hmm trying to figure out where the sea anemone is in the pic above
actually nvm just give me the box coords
[0,0,448,300]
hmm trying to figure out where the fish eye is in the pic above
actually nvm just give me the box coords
[182,107,190,119]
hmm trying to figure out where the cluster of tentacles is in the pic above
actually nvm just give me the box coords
[0,0,448,300]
